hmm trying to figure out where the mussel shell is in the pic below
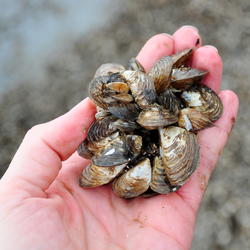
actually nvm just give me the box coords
[95,107,110,120]
[171,48,193,68]
[112,158,152,198]
[157,89,182,114]
[79,163,127,188]
[77,140,93,159]
[137,103,178,130]
[127,57,145,72]
[148,48,193,93]
[121,70,156,109]
[111,119,139,132]
[108,72,127,84]
[87,132,120,152]
[103,82,132,104]
[87,116,117,143]
[159,126,199,186]
[149,56,172,93]
[178,108,213,131]
[92,134,129,167]
[125,135,142,157]
[88,76,110,108]
[110,93,134,103]
[150,156,171,194]
[171,68,207,90]
[94,63,125,78]
[181,84,223,122]
[108,103,140,121]
[105,82,130,94]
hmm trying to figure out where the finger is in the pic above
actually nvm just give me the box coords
[173,26,202,53]
[59,152,90,187]
[191,46,222,93]
[45,152,91,196]
[177,90,239,212]
[136,33,174,72]
[1,98,96,197]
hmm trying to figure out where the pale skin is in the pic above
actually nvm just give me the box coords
[0,26,239,250]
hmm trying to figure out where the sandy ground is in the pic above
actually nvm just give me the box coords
[0,0,249,249]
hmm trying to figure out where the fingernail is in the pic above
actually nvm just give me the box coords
[204,45,218,53]
[181,25,199,33]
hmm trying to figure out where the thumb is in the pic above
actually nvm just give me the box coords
[0,98,96,198]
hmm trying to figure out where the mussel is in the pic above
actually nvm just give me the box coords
[180,84,223,130]
[150,156,171,194]
[121,70,157,109]
[77,47,223,198]
[112,158,152,198]
[149,48,194,93]
[159,126,199,186]
[94,63,126,78]
[137,103,178,130]
[80,163,127,188]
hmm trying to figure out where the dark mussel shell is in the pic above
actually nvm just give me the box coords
[108,103,141,121]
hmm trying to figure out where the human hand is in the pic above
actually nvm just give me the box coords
[0,26,239,250]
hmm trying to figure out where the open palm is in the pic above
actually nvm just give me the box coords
[0,26,239,250]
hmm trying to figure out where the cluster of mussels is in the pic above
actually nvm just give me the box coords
[77,48,223,198]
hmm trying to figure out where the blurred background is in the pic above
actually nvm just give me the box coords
[0,0,249,249]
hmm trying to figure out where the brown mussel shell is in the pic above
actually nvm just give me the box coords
[137,103,178,130]
[178,108,213,131]
[80,163,127,188]
[149,48,194,93]
[121,70,157,109]
[171,48,193,68]
[112,158,151,198]
[150,156,171,194]
[77,139,93,159]
[159,126,199,186]
[181,84,223,126]
[149,55,172,93]
[88,76,110,108]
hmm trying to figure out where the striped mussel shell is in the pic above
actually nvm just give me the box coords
[137,103,178,130]
[112,158,152,198]
[159,126,199,186]
[149,48,194,93]
[79,163,127,188]
[180,84,223,130]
